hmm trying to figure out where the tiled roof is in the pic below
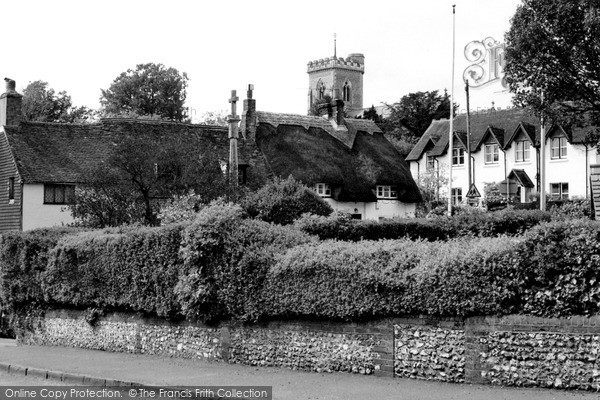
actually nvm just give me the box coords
[409,108,600,162]
[4,120,232,184]
[509,169,534,188]
[475,126,506,150]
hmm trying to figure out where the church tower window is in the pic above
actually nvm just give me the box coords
[317,81,326,100]
[343,81,351,102]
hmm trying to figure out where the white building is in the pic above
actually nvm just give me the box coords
[406,108,599,206]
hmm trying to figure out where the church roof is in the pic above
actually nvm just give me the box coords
[2,119,233,184]
[254,111,421,203]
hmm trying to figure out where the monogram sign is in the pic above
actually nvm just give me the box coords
[463,37,507,89]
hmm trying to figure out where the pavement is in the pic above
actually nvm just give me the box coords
[0,339,599,400]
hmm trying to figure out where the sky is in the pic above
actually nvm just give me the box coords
[2,0,522,122]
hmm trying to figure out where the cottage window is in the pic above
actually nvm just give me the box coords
[550,182,569,200]
[515,140,530,162]
[376,185,398,199]
[452,148,464,166]
[451,188,463,205]
[426,154,435,171]
[44,184,75,204]
[315,183,331,197]
[485,144,499,164]
[551,137,567,159]
[8,178,14,202]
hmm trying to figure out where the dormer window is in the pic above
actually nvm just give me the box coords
[426,154,435,171]
[485,144,499,164]
[315,183,331,197]
[515,140,530,162]
[452,148,464,166]
[551,137,567,159]
[376,185,398,199]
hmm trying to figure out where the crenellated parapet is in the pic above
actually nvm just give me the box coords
[307,54,365,74]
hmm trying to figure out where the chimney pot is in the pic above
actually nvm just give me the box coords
[4,78,16,93]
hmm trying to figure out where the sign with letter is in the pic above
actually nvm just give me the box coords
[463,37,507,89]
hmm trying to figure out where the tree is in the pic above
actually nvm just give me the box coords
[505,0,600,128]
[100,63,189,121]
[197,110,228,126]
[361,105,382,123]
[240,176,332,225]
[308,95,333,117]
[22,80,96,123]
[381,90,456,142]
[70,165,145,228]
[71,134,230,227]
[416,164,449,213]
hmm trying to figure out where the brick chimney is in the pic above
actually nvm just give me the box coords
[241,84,256,141]
[0,78,22,126]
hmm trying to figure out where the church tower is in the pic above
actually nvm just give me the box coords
[307,51,365,117]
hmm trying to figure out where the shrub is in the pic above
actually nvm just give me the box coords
[158,190,205,225]
[176,201,314,322]
[240,176,332,225]
[549,198,592,220]
[41,223,186,318]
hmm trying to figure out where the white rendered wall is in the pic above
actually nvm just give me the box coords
[409,139,595,203]
[22,184,74,231]
[322,198,416,220]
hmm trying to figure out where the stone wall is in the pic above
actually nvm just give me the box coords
[19,310,600,391]
[469,315,600,390]
[22,311,390,377]
[394,323,465,382]
[228,322,389,374]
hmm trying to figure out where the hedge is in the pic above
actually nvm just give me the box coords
[518,219,600,316]
[2,215,599,325]
[0,202,313,324]
[42,223,186,318]
[263,236,520,320]
[0,227,81,314]
[176,202,315,322]
[294,208,552,241]
[264,219,600,320]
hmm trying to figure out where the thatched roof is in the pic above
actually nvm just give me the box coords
[255,112,421,203]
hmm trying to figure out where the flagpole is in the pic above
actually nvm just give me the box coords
[448,4,456,216]
[539,91,546,211]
